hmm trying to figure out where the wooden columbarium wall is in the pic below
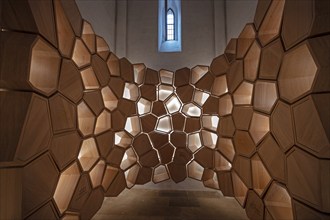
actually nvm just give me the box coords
[0,0,329,219]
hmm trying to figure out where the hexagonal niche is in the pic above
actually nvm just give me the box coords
[236,24,256,59]
[72,38,91,68]
[101,86,118,111]
[81,21,96,54]
[287,147,330,213]
[249,112,269,145]
[78,138,100,171]
[292,94,330,158]
[80,67,100,90]
[251,154,271,197]
[53,162,80,215]
[153,165,170,183]
[216,137,235,163]
[232,171,248,207]
[29,38,61,95]
[77,101,96,136]
[188,161,204,181]
[233,130,255,157]
[278,42,317,103]
[120,148,137,171]
[214,151,231,171]
[244,40,261,82]
[201,130,218,149]
[202,115,219,131]
[182,103,201,117]
[193,90,210,107]
[96,36,110,60]
[156,116,172,133]
[202,169,219,190]
[212,75,228,97]
[125,164,141,189]
[264,182,294,220]
[218,94,233,116]
[187,133,202,153]
[191,65,208,84]
[114,131,132,149]
[233,82,254,105]
[123,83,139,101]
[165,94,181,114]
[159,69,174,85]
[125,116,141,136]
[137,98,152,115]
[253,81,278,113]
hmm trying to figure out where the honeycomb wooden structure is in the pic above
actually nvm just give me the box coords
[0,0,329,219]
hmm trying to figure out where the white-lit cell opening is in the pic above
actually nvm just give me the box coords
[101,86,118,111]
[133,64,145,85]
[125,164,140,189]
[188,133,202,153]
[191,66,208,84]
[156,116,172,133]
[182,103,201,117]
[120,148,137,170]
[115,131,132,149]
[188,161,204,181]
[89,160,106,188]
[202,130,218,149]
[160,70,174,85]
[193,90,210,107]
[77,101,95,136]
[53,162,80,214]
[94,110,111,135]
[153,165,169,183]
[125,116,141,136]
[214,151,232,171]
[137,98,151,115]
[202,115,219,131]
[165,95,181,114]
[123,83,139,101]
[158,85,174,101]
[78,138,100,171]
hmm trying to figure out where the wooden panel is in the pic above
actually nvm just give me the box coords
[232,171,248,207]
[214,151,231,171]
[94,110,111,135]
[184,117,201,133]
[258,134,286,183]
[218,116,235,137]
[77,101,96,136]
[0,91,32,162]
[149,132,168,149]
[120,58,134,82]
[106,146,124,167]
[69,174,92,211]
[170,131,187,148]
[140,114,157,133]
[258,0,285,46]
[159,69,173,85]
[174,67,190,87]
[233,82,253,105]
[108,76,125,99]
[245,190,264,220]
[80,67,100,90]
[92,54,111,86]
[194,147,214,169]
[232,106,253,131]
[253,80,278,113]
[217,171,234,196]
[60,0,83,37]
[96,36,110,60]
[176,85,194,103]
[15,95,52,162]
[27,201,58,220]
[141,84,157,101]
[249,112,269,145]
[244,40,261,82]
[89,160,106,188]
[50,131,81,171]
[134,64,146,85]
[191,65,208,84]
[153,165,170,183]
[253,0,271,30]
[216,137,235,162]
[58,59,84,103]
[203,96,219,114]
[293,95,330,158]
[293,200,330,220]
[0,167,22,219]
[259,39,283,80]
[171,113,185,131]
[82,21,96,54]
[264,182,293,220]
[225,38,237,63]
[271,101,294,151]
[110,110,125,131]
[144,68,159,85]
[80,188,104,220]
[1,0,57,47]
[72,38,91,68]
[49,94,76,134]
[233,131,256,157]
[195,72,214,92]
[104,170,126,197]
[202,169,219,189]
[210,55,229,76]
[188,161,204,181]
[212,75,228,97]
[102,165,119,192]
[251,154,271,197]
[125,164,141,188]
[158,143,175,164]
[53,162,80,214]
[167,162,187,183]
[78,138,99,171]
[226,60,243,93]
[173,148,192,165]
[107,53,120,76]
[139,149,159,167]
[117,99,136,116]
[152,101,167,116]
[22,154,59,217]
[287,147,330,213]
[132,134,153,156]
[54,0,75,58]
[236,24,256,59]
[135,166,152,184]
[233,156,252,188]
[101,86,118,112]
[278,42,317,103]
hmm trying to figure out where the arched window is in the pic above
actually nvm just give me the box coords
[166,9,175,41]
[158,0,181,52]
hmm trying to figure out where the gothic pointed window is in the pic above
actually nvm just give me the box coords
[158,0,181,52]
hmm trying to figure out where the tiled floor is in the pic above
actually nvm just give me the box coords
[92,189,248,220]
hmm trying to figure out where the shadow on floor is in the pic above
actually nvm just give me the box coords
[92,189,248,220]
